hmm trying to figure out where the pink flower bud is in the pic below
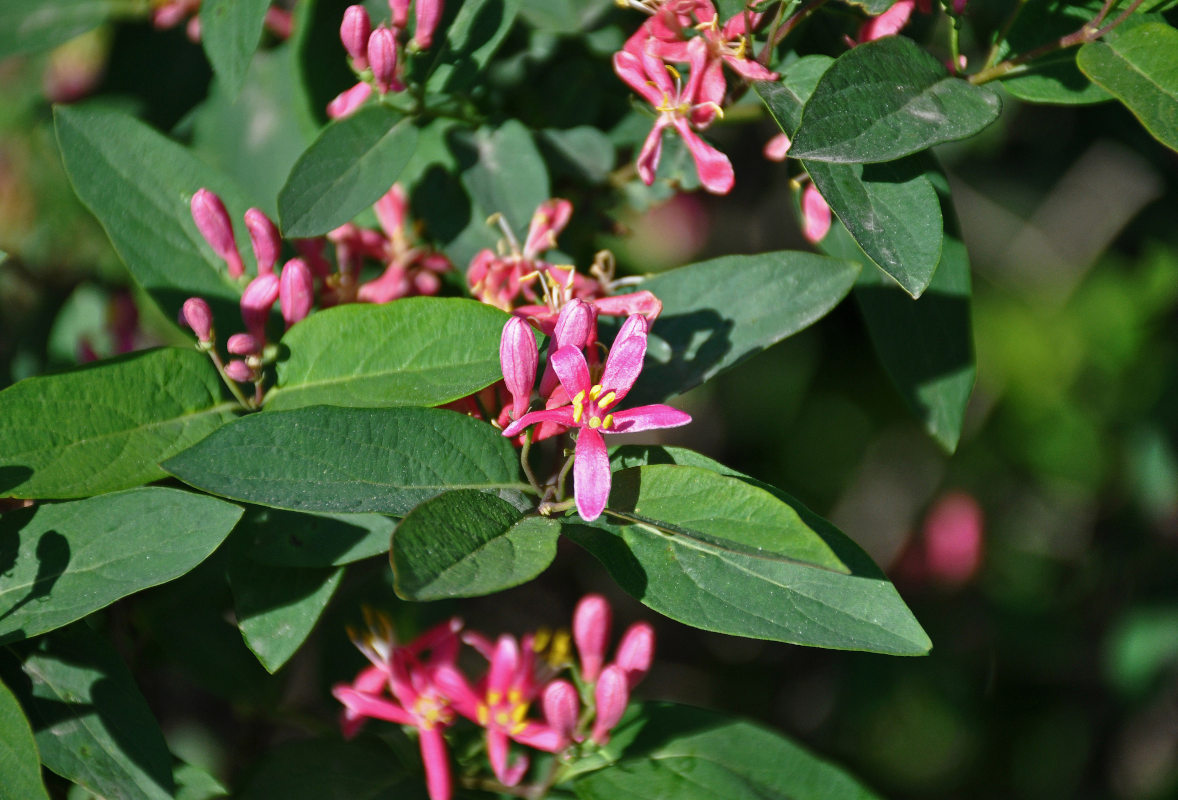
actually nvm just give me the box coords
[389,0,410,30]
[191,188,244,278]
[591,665,629,745]
[542,679,581,746]
[295,238,333,278]
[500,317,538,421]
[186,15,201,43]
[181,297,214,342]
[858,0,915,43]
[374,183,409,239]
[763,132,791,162]
[573,594,612,684]
[244,208,282,276]
[240,273,280,342]
[264,7,293,38]
[590,291,662,324]
[225,359,253,382]
[327,81,373,119]
[539,299,595,397]
[615,622,655,689]
[368,27,400,94]
[801,183,832,244]
[341,5,372,70]
[412,0,443,50]
[923,491,983,585]
[226,333,260,356]
[280,258,315,328]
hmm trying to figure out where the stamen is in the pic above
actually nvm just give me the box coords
[603,414,615,429]
[573,404,584,424]
[598,391,616,409]
[589,385,603,401]
[589,416,601,429]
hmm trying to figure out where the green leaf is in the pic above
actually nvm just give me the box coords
[1078,22,1178,152]
[602,465,848,572]
[758,67,944,298]
[0,488,244,644]
[174,762,229,800]
[570,446,931,655]
[571,703,883,800]
[192,43,317,215]
[539,126,617,184]
[392,491,558,600]
[200,0,270,97]
[228,551,343,673]
[425,0,522,92]
[0,677,48,800]
[816,162,975,451]
[245,507,394,567]
[444,120,551,267]
[163,406,525,515]
[238,739,413,800]
[996,0,1113,106]
[267,298,518,411]
[790,37,1001,164]
[841,0,896,13]
[278,106,419,237]
[54,105,251,322]
[11,625,175,800]
[0,0,118,58]
[626,251,859,404]
[0,348,236,499]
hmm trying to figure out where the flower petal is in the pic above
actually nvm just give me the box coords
[606,405,692,434]
[574,427,610,522]
[636,120,666,187]
[419,726,453,800]
[600,316,649,401]
[550,345,593,400]
[501,406,576,439]
[673,119,734,195]
[500,317,539,420]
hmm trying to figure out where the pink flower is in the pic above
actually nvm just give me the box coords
[857,0,915,43]
[181,297,214,343]
[433,635,565,786]
[239,272,280,342]
[412,0,443,50]
[369,27,403,94]
[333,615,463,800]
[614,37,734,194]
[468,198,574,310]
[191,188,244,278]
[573,594,611,684]
[327,81,373,118]
[501,316,691,521]
[763,132,791,162]
[357,184,452,303]
[244,208,281,276]
[279,258,314,328]
[500,316,538,421]
[591,664,629,744]
[341,5,372,70]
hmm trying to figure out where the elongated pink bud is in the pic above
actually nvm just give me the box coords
[327,81,373,119]
[540,299,594,397]
[500,317,538,421]
[240,273,280,342]
[226,333,260,356]
[368,27,399,94]
[542,679,580,746]
[763,132,791,162]
[389,0,410,29]
[280,258,315,328]
[181,297,214,342]
[225,359,253,382]
[191,188,244,278]
[573,594,611,684]
[374,183,409,239]
[244,208,282,276]
[591,665,629,745]
[412,0,443,50]
[341,5,372,70]
[615,622,654,689]
[801,183,832,244]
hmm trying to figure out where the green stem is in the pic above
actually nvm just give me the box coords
[204,346,253,411]
[520,429,544,496]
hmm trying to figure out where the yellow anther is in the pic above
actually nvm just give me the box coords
[573,404,584,424]
[508,689,523,704]
[598,391,616,409]
[478,706,489,725]
[488,690,502,705]
[573,390,586,405]
[533,627,551,651]
[511,703,527,723]
[665,64,681,82]
[589,416,601,429]
[603,414,615,430]
[589,385,603,401]
[496,711,511,726]
[511,720,528,735]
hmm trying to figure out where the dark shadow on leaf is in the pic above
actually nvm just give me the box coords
[0,524,71,640]
[244,506,384,568]
[853,287,973,388]
[0,465,32,496]
[432,0,506,93]
[625,309,734,405]
[414,162,474,246]
[558,521,650,598]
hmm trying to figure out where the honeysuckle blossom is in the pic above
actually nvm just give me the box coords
[614,37,734,194]
[501,315,691,521]
[468,199,574,310]
[191,188,244,278]
[434,634,565,786]
[333,615,463,800]
[856,0,915,43]
[801,183,832,243]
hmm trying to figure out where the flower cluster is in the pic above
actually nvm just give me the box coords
[334,595,655,800]
[151,0,292,43]
[614,0,778,194]
[328,1,444,118]
[499,302,691,521]
[180,183,451,403]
